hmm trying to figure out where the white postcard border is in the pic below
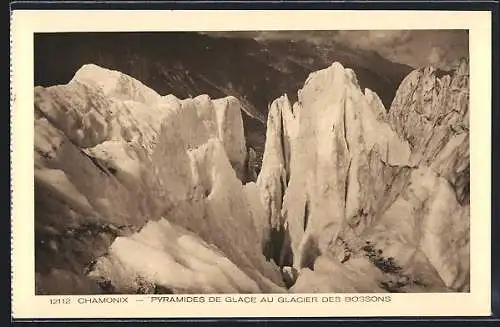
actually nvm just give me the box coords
[11,10,492,319]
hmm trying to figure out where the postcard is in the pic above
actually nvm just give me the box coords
[11,9,492,319]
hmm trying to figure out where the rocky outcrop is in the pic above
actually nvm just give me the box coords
[257,61,469,292]
[34,64,284,294]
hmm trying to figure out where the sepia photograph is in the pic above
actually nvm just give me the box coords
[10,9,492,319]
[33,29,470,295]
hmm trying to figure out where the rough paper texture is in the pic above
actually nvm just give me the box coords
[11,10,491,319]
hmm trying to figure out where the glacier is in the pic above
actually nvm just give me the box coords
[34,61,470,294]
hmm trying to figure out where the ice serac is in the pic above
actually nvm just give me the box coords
[256,94,296,266]
[388,59,470,203]
[258,61,469,292]
[88,218,281,294]
[34,64,284,294]
[258,62,411,268]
